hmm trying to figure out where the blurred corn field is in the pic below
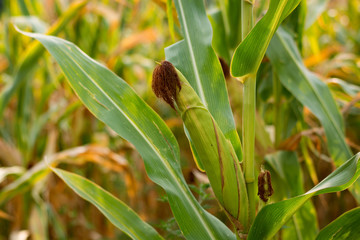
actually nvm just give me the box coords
[0,0,359,239]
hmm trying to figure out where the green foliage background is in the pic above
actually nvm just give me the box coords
[0,0,359,239]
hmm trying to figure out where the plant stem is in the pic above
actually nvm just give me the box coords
[241,0,255,230]
[242,74,256,228]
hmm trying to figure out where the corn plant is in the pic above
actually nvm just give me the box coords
[2,0,360,239]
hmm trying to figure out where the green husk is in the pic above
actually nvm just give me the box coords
[152,61,249,229]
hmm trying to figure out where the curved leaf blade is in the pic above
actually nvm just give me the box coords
[165,0,242,161]
[267,27,352,165]
[222,0,242,49]
[265,151,318,240]
[19,30,235,240]
[316,207,360,240]
[230,0,301,78]
[267,27,360,202]
[0,167,24,184]
[248,153,360,240]
[52,168,163,240]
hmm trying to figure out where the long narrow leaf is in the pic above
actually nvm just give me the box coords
[52,168,163,240]
[223,0,242,48]
[267,29,360,202]
[209,10,231,63]
[19,30,235,240]
[265,151,318,240]
[267,27,352,165]
[316,207,360,240]
[230,0,301,78]
[165,0,242,160]
[248,153,360,240]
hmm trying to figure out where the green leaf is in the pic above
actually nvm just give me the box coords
[165,0,242,161]
[11,16,48,33]
[174,69,248,225]
[214,0,242,49]
[230,0,301,78]
[222,0,242,49]
[184,126,205,171]
[52,168,163,240]
[0,0,88,118]
[267,27,352,165]
[316,207,360,240]
[265,151,318,240]
[19,30,235,240]
[208,9,231,63]
[248,152,360,240]
[265,151,305,198]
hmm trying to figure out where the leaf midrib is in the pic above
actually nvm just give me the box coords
[177,0,207,106]
[60,171,145,240]
[276,32,350,158]
[53,38,218,239]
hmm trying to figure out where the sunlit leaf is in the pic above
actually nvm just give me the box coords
[0,166,24,183]
[248,153,360,240]
[267,28,360,202]
[11,16,48,33]
[19,30,235,240]
[265,151,318,240]
[230,0,301,78]
[165,0,242,162]
[52,168,163,240]
[267,27,352,165]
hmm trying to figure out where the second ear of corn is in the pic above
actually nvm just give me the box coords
[152,61,249,229]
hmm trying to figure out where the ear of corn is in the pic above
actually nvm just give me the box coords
[152,61,249,229]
